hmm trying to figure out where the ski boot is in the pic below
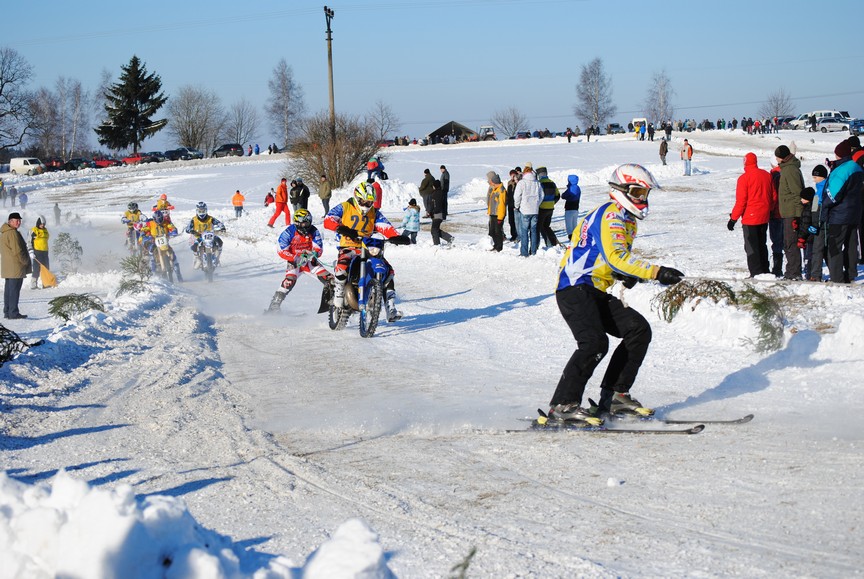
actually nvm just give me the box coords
[333,280,345,307]
[599,389,654,417]
[385,290,402,322]
[266,290,287,314]
[547,404,604,427]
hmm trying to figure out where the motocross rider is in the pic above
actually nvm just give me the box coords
[323,181,410,322]
[137,210,182,280]
[122,202,143,247]
[184,202,225,269]
[267,208,333,313]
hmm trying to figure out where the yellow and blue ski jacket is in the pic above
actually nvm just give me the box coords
[557,201,658,292]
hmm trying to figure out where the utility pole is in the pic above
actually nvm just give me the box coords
[324,6,336,142]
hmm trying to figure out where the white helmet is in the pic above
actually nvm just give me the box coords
[608,164,660,220]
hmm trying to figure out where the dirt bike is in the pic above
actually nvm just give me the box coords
[196,231,219,283]
[152,234,178,283]
[328,235,394,338]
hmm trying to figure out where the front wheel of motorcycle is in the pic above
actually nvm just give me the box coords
[358,279,383,338]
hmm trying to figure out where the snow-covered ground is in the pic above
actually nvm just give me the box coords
[1,129,862,578]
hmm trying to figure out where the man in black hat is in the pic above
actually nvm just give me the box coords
[1,213,32,319]
[774,145,805,279]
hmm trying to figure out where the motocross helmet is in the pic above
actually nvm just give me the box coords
[363,233,386,257]
[128,202,139,212]
[153,210,165,225]
[353,182,376,214]
[195,202,208,219]
[608,164,660,220]
[293,208,312,232]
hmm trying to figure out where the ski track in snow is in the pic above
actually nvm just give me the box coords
[2,130,863,577]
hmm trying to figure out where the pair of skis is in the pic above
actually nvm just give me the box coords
[514,408,754,435]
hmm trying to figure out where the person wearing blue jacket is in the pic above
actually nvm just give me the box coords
[821,139,863,283]
[561,175,582,239]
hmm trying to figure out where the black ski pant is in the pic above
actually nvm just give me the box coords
[783,217,803,279]
[506,200,518,239]
[538,208,559,247]
[550,285,652,407]
[825,223,858,283]
[488,216,504,251]
[742,223,769,277]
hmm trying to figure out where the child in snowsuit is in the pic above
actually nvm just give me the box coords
[402,199,421,244]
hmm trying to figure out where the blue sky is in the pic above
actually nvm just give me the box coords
[6,0,864,150]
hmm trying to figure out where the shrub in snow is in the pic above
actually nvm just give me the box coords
[0,324,43,368]
[47,294,105,322]
[53,233,83,275]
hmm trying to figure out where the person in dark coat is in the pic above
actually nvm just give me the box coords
[430,180,454,246]
[659,138,668,165]
[506,169,521,241]
[821,139,864,282]
[439,165,450,220]
[418,169,435,217]
[774,145,805,279]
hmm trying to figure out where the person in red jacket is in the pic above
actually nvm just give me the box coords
[727,152,774,277]
[267,178,291,228]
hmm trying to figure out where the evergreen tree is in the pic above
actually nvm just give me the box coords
[95,55,167,153]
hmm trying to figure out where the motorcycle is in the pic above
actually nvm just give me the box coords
[196,231,219,283]
[328,235,394,338]
[152,234,178,283]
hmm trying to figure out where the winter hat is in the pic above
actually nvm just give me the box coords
[812,164,828,178]
[281,178,287,182]
[535,166,548,176]
[8,212,22,221]
[774,145,791,160]
[486,171,501,184]
[800,187,815,203]
[834,140,852,159]
[36,217,44,227]
[853,150,864,164]
[424,168,431,175]
[848,135,861,150]
[523,162,533,171]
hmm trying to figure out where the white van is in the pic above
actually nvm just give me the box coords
[10,157,45,176]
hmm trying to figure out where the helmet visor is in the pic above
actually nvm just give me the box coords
[626,185,651,203]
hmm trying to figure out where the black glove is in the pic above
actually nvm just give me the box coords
[727,219,736,231]
[656,266,684,286]
[622,276,639,289]
[388,234,411,245]
[336,225,359,241]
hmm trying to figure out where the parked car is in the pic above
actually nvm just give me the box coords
[176,146,204,159]
[122,152,156,165]
[515,131,531,139]
[606,123,626,134]
[163,149,186,161]
[848,119,864,136]
[212,143,244,158]
[816,117,849,133]
[63,158,94,171]
[144,151,166,162]
[44,157,65,172]
[92,156,122,168]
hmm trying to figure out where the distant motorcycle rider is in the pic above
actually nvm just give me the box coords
[137,210,182,280]
[323,181,410,322]
[122,202,144,248]
[185,202,225,269]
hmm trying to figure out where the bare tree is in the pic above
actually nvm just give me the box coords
[642,69,675,125]
[0,47,36,151]
[573,57,617,131]
[759,88,794,120]
[55,77,90,158]
[92,68,112,124]
[490,106,529,139]
[29,87,61,156]
[266,59,305,149]
[223,98,260,146]
[367,100,400,142]
[166,85,224,150]
[292,110,380,189]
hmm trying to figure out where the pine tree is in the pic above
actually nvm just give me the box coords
[95,55,168,153]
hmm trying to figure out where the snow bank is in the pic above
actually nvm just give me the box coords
[0,471,393,579]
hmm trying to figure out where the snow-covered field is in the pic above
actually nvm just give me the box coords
[1,129,862,578]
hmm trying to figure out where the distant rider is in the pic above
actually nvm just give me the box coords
[122,202,144,248]
[137,210,182,280]
[184,202,225,269]
[267,208,333,313]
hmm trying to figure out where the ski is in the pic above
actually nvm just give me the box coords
[505,408,704,435]
[514,422,705,435]
[585,399,754,425]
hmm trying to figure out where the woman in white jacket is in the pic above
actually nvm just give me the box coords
[512,163,544,256]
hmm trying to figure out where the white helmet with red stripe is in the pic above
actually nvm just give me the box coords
[608,164,660,220]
